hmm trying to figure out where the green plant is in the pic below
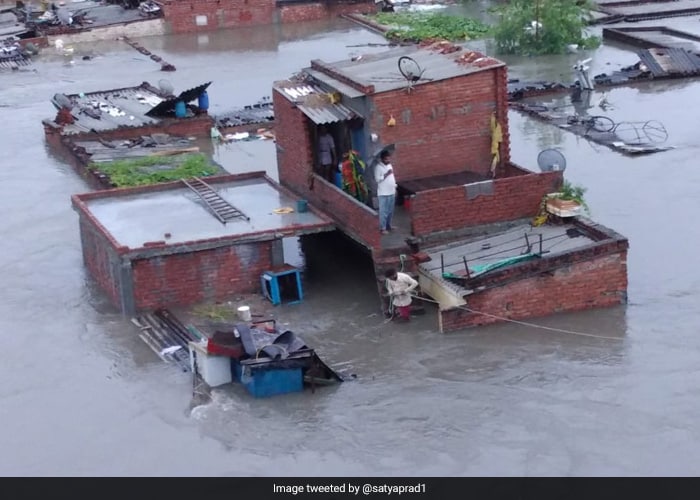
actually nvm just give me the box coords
[372,12,490,43]
[558,180,590,213]
[491,0,600,55]
[89,153,219,187]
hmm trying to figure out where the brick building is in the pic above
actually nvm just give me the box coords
[43,81,214,146]
[72,172,334,314]
[272,42,629,331]
[160,0,377,34]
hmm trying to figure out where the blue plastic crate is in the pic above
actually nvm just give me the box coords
[260,266,303,306]
[233,361,303,398]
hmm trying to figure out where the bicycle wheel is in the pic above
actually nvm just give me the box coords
[642,120,668,144]
[589,115,615,133]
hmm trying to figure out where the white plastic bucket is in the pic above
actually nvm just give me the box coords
[237,306,252,321]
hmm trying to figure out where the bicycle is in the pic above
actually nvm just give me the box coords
[566,114,616,135]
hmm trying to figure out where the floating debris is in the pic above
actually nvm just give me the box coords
[122,36,176,72]
[511,102,673,156]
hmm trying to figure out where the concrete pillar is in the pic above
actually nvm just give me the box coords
[271,238,284,268]
[117,257,136,316]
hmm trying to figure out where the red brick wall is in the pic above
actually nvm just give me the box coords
[79,219,122,307]
[279,1,376,23]
[131,242,273,310]
[274,88,314,193]
[311,178,381,248]
[45,115,214,142]
[410,170,562,236]
[161,0,276,33]
[274,88,381,249]
[370,66,510,181]
[439,250,628,332]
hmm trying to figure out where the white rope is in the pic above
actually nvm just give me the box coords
[409,294,622,341]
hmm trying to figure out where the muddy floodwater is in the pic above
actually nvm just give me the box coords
[2,13,700,476]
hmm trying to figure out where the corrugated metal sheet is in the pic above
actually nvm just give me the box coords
[297,101,355,124]
[279,84,356,124]
[60,86,164,134]
[638,47,700,77]
[146,82,211,117]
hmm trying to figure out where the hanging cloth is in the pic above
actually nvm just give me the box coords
[490,112,503,177]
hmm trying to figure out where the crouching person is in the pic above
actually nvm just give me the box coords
[384,268,418,322]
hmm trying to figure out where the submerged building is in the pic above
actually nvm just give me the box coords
[272,42,629,332]
[63,42,628,333]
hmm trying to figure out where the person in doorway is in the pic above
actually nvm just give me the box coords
[374,149,396,234]
[317,125,336,183]
[384,268,418,322]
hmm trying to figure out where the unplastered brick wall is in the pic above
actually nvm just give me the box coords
[79,218,122,308]
[273,88,314,191]
[274,88,381,250]
[439,249,628,332]
[131,241,273,310]
[279,0,376,23]
[44,114,214,143]
[369,66,510,181]
[410,170,562,237]
[311,178,381,249]
[162,0,276,33]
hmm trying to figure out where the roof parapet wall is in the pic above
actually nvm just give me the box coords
[310,59,375,95]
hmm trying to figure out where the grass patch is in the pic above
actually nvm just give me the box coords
[191,303,236,322]
[89,153,219,187]
[372,12,490,43]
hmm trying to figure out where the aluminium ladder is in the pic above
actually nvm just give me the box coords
[182,177,249,224]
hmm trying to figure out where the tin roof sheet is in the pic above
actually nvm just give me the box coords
[638,47,700,77]
[276,83,357,124]
[55,83,166,135]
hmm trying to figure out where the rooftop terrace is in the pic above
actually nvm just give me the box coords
[305,42,504,95]
[420,222,597,298]
[73,174,335,252]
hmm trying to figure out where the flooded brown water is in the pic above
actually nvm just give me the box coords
[2,13,700,476]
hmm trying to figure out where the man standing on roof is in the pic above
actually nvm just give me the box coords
[384,268,418,322]
[374,149,396,235]
[317,125,336,183]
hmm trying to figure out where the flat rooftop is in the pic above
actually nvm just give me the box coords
[419,222,596,293]
[599,0,700,16]
[307,42,504,94]
[77,176,334,251]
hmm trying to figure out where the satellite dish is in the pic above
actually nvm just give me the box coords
[537,148,567,172]
[158,79,175,96]
[398,56,425,83]
[53,93,73,110]
[56,7,72,26]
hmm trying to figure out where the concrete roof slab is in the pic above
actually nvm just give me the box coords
[81,177,334,250]
[419,222,596,288]
[318,44,504,94]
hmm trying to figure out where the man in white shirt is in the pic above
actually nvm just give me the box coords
[317,125,336,183]
[384,268,418,322]
[374,150,397,234]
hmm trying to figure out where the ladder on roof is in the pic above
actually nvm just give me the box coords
[182,177,249,224]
